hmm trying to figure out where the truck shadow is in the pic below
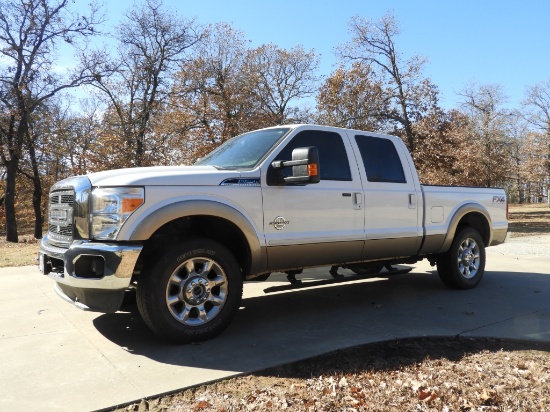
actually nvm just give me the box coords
[92,268,550,372]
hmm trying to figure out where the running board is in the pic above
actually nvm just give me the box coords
[263,267,413,294]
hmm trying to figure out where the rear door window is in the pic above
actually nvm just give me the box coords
[355,135,406,183]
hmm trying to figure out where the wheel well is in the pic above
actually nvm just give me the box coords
[456,212,490,246]
[137,215,251,277]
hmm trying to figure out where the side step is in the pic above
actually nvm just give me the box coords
[263,267,413,294]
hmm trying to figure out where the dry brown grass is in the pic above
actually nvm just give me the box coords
[508,203,550,237]
[0,235,39,268]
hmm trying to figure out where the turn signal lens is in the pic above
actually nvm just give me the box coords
[122,197,144,213]
[308,163,318,176]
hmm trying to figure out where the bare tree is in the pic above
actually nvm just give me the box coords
[316,62,389,131]
[523,79,550,134]
[247,44,320,124]
[522,80,550,205]
[88,0,200,168]
[457,83,515,187]
[337,12,439,152]
[184,22,252,134]
[36,97,102,177]
[0,0,103,241]
[167,24,322,164]
[167,23,257,162]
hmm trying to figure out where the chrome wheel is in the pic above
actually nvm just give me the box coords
[166,257,228,326]
[137,239,242,343]
[457,237,480,279]
[436,227,486,290]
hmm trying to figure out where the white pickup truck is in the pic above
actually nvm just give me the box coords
[39,124,508,342]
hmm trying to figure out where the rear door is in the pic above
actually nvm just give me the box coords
[350,133,422,260]
[261,126,365,271]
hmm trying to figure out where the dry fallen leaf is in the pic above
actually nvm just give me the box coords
[480,388,500,405]
[194,400,210,411]
[461,397,474,410]
[418,387,438,403]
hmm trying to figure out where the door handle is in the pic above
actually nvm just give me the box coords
[353,192,362,210]
[408,194,416,209]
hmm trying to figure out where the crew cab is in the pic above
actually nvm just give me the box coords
[39,124,508,342]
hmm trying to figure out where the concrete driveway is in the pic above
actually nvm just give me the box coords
[1,242,549,411]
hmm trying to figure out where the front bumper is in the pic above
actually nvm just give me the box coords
[39,236,143,312]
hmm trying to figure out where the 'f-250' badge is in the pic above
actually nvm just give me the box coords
[269,216,290,230]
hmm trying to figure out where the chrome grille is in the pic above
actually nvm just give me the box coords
[49,192,74,205]
[48,190,75,247]
[48,223,73,236]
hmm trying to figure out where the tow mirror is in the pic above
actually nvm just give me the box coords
[271,146,320,184]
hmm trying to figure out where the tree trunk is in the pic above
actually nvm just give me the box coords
[32,179,43,239]
[136,136,144,167]
[28,143,43,239]
[4,157,19,243]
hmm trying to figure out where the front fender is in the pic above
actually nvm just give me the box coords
[124,200,265,274]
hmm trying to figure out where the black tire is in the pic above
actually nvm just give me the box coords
[436,227,486,289]
[136,238,243,343]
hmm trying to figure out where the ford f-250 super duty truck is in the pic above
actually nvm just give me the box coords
[39,124,508,342]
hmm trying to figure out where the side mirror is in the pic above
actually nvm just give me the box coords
[271,146,320,184]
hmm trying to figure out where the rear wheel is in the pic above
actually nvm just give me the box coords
[436,227,485,289]
[137,239,243,343]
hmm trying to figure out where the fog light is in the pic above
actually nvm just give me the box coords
[73,255,105,279]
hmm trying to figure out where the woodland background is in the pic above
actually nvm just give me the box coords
[1,0,549,242]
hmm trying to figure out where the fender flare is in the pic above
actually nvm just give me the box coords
[438,203,492,253]
[127,200,265,273]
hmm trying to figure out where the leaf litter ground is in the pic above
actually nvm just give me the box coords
[120,337,550,411]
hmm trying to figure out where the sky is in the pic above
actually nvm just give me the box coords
[70,0,550,110]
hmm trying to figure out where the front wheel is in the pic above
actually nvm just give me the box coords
[137,239,243,343]
[436,228,486,289]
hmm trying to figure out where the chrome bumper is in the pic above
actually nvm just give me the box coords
[39,236,142,312]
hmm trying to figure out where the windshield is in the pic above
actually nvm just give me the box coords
[195,127,291,169]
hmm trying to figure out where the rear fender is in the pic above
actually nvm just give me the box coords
[438,203,492,253]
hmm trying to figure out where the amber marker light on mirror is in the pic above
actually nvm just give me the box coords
[308,163,318,176]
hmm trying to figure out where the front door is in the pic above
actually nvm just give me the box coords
[261,127,365,271]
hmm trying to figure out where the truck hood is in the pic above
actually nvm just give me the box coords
[86,166,246,187]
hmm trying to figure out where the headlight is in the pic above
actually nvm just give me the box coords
[91,187,144,240]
